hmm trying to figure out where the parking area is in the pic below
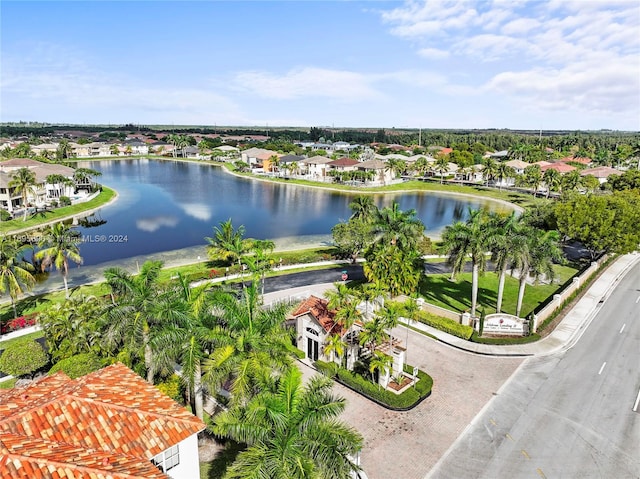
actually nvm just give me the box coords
[300,327,523,479]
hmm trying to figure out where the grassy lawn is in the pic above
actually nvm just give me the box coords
[0,378,18,389]
[0,330,44,349]
[0,187,116,235]
[420,264,578,318]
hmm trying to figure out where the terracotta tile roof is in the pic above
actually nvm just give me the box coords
[540,162,576,173]
[580,166,622,178]
[328,158,359,167]
[0,363,205,479]
[560,156,592,165]
[291,296,344,336]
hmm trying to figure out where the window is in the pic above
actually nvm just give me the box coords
[151,444,180,472]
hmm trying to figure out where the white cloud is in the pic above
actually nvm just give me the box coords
[417,47,450,59]
[178,203,212,221]
[501,17,540,35]
[136,216,179,233]
[233,67,382,101]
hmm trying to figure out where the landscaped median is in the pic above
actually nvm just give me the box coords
[315,360,433,411]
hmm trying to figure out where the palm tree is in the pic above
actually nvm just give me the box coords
[488,212,526,313]
[364,245,421,297]
[378,302,401,352]
[152,274,215,419]
[369,351,392,387]
[205,219,247,266]
[0,236,35,318]
[358,314,387,354]
[323,333,345,365]
[523,165,543,196]
[373,201,424,250]
[482,157,498,186]
[348,195,377,222]
[104,260,188,383]
[512,229,563,317]
[268,154,280,174]
[289,161,299,177]
[34,222,83,298]
[212,367,363,479]
[245,238,275,296]
[73,167,102,190]
[495,163,514,190]
[561,170,581,192]
[414,156,430,178]
[8,167,37,220]
[203,283,295,406]
[56,139,72,161]
[441,208,491,317]
[434,156,450,184]
[109,144,120,156]
[543,168,562,198]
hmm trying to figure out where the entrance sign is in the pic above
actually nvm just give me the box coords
[482,313,529,336]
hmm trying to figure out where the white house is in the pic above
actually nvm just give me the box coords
[357,159,394,185]
[299,155,333,180]
[0,363,205,479]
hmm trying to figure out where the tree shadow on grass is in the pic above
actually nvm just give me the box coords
[0,295,52,322]
[202,439,244,479]
[419,275,498,313]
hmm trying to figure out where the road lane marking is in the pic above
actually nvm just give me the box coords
[636,295,640,304]
[619,324,626,334]
[633,388,640,412]
[506,433,514,441]
[537,468,547,478]
[490,419,497,426]
[598,362,607,375]
[521,450,530,460]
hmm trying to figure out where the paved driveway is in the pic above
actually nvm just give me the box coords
[301,327,523,479]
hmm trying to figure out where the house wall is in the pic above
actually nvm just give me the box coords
[164,434,200,479]
[296,315,326,361]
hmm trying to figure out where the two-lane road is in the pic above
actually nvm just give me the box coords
[429,260,640,479]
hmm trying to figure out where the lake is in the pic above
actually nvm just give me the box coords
[70,159,510,267]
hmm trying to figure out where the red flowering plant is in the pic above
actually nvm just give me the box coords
[0,313,38,334]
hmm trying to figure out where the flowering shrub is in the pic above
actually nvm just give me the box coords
[1,313,38,334]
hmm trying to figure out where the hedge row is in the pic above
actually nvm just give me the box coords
[415,311,474,340]
[315,360,433,410]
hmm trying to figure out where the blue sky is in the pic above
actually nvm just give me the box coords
[2,1,639,130]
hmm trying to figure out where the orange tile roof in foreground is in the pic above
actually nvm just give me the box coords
[0,363,205,479]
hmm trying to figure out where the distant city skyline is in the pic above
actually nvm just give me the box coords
[1,1,639,131]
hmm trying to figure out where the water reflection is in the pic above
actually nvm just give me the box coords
[72,159,512,266]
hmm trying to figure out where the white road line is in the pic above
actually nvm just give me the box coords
[634,388,640,412]
[598,362,607,375]
[636,295,640,304]
[619,324,626,334]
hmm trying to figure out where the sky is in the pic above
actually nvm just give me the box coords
[1,1,639,131]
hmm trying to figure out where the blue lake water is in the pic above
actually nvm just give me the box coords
[72,159,509,267]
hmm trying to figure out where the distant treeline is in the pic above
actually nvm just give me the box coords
[1,124,638,152]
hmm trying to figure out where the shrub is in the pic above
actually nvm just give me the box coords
[0,339,49,378]
[48,353,106,379]
[315,360,432,410]
[59,196,71,206]
[0,209,12,221]
[156,374,184,403]
[416,311,473,340]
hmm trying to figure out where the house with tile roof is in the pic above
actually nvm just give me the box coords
[580,166,623,184]
[0,363,205,479]
[356,159,394,185]
[0,158,77,214]
[299,156,333,180]
[540,162,576,174]
[290,296,361,370]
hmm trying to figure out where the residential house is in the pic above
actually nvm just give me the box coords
[299,156,333,180]
[0,158,75,213]
[123,139,150,155]
[357,159,394,185]
[327,157,359,174]
[72,142,113,157]
[290,296,360,370]
[580,166,623,184]
[560,156,593,167]
[0,363,205,479]
[540,162,576,174]
[30,143,59,156]
[240,147,278,168]
[278,154,305,175]
[504,159,530,175]
[211,145,240,162]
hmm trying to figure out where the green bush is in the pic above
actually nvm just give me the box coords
[156,374,184,403]
[0,339,49,378]
[48,353,106,378]
[1,209,12,221]
[470,331,541,345]
[416,311,473,340]
[315,360,432,410]
[59,196,71,206]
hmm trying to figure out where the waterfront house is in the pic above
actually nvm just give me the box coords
[299,155,333,180]
[0,363,205,479]
[357,159,394,185]
[580,166,623,184]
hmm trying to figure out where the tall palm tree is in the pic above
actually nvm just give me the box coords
[512,229,563,317]
[34,222,83,298]
[104,260,188,383]
[8,167,37,221]
[523,165,543,196]
[561,170,581,193]
[348,195,377,222]
[363,245,421,297]
[56,139,72,161]
[323,333,345,365]
[369,350,393,387]
[203,283,294,406]
[488,212,526,313]
[212,367,363,479]
[206,218,247,265]
[495,163,514,190]
[543,168,562,198]
[0,236,35,318]
[73,167,102,190]
[482,157,498,186]
[268,154,280,174]
[245,238,275,296]
[434,156,450,184]
[152,274,215,419]
[378,302,401,352]
[441,208,491,317]
[109,144,120,156]
[414,156,430,178]
[373,201,424,250]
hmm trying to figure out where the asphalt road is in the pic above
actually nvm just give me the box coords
[428,261,640,479]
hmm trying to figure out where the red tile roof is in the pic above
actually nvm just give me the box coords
[291,296,345,336]
[0,363,205,479]
[560,156,592,165]
[540,162,576,173]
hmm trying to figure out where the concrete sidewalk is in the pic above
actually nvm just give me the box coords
[264,253,640,358]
